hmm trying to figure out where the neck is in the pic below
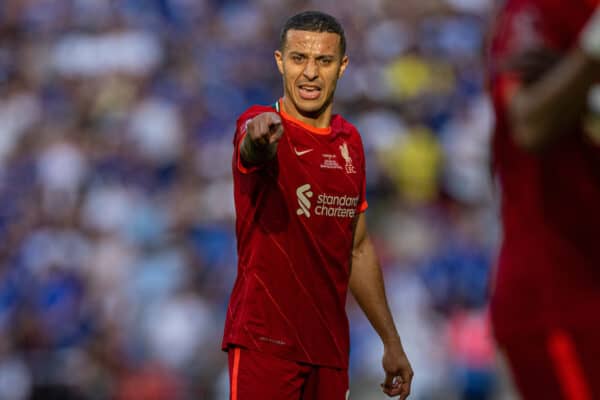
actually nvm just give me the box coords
[280,97,333,129]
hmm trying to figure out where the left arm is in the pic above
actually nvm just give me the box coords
[350,213,413,399]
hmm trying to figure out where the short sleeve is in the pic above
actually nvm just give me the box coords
[358,167,368,213]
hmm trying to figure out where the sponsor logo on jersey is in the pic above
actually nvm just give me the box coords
[296,184,313,217]
[296,184,359,219]
[294,147,314,156]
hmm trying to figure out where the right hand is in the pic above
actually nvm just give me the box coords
[240,112,283,164]
[246,112,284,147]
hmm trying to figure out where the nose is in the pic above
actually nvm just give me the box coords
[302,59,318,80]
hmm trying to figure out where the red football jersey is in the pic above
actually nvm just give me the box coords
[488,0,600,342]
[222,100,367,368]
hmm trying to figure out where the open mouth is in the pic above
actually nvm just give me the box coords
[298,84,321,100]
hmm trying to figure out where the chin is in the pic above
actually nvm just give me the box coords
[295,98,324,112]
[300,104,323,113]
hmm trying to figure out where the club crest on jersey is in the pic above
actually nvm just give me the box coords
[339,142,356,174]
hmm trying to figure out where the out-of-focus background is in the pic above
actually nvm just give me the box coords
[0,0,511,399]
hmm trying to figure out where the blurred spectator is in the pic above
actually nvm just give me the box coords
[378,123,443,204]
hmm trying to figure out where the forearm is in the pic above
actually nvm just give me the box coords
[349,236,401,345]
[510,48,599,150]
[349,202,413,396]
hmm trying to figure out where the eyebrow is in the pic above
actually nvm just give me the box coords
[288,51,336,60]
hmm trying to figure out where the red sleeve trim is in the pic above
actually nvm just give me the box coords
[358,200,368,213]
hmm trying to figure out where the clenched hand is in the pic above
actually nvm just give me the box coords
[240,112,284,164]
[381,341,413,399]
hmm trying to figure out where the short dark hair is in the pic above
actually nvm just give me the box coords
[279,11,346,56]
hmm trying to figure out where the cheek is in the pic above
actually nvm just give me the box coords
[283,66,300,82]
[324,71,340,86]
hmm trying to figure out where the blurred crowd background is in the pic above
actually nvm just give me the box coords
[0,0,510,399]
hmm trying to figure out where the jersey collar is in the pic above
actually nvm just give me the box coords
[277,99,332,136]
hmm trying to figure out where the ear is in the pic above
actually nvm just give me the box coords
[274,50,284,75]
[338,55,349,78]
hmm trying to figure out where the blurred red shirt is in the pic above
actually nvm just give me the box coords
[488,0,600,342]
[222,101,367,369]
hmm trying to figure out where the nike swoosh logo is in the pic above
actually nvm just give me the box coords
[294,148,314,156]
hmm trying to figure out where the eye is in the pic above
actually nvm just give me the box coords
[291,54,305,63]
[319,58,333,66]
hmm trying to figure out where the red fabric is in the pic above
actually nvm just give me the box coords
[548,330,592,400]
[487,0,600,343]
[222,104,367,369]
[227,346,348,400]
[500,328,600,400]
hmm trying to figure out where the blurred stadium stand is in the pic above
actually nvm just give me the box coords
[0,0,514,399]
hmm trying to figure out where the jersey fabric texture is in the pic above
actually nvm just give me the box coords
[222,100,367,369]
[488,0,600,342]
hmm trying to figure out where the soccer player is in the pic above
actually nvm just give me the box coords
[488,0,600,398]
[222,11,413,400]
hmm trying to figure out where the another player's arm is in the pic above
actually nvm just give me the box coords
[240,112,283,165]
[349,213,413,399]
[507,8,600,151]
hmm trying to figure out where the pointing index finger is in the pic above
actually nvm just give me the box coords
[265,112,282,125]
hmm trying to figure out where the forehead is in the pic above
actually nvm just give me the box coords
[283,29,342,55]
